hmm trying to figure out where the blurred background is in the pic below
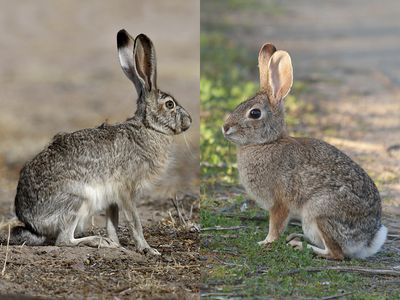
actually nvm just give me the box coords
[0,0,200,219]
[201,0,400,297]
[201,0,400,206]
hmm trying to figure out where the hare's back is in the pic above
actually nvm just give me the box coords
[18,124,144,190]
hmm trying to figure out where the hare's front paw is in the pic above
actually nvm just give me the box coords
[143,247,161,256]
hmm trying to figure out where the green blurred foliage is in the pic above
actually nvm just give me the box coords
[200,32,312,186]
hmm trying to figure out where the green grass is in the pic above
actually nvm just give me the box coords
[201,205,400,299]
[200,1,400,298]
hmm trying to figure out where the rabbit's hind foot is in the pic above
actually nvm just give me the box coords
[286,233,305,243]
[286,224,345,260]
[287,237,344,260]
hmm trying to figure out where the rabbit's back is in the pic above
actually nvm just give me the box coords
[238,137,381,217]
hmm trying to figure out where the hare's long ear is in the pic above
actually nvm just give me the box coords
[117,30,157,97]
[258,43,277,91]
[117,29,142,94]
[133,34,157,92]
[266,50,293,106]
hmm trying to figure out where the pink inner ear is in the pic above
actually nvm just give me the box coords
[267,51,293,105]
[270,66,281,99]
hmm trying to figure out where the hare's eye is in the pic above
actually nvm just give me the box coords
[249,109,261,119]
[165,100,175,110]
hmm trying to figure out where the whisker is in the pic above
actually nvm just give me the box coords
[182,132,197,160]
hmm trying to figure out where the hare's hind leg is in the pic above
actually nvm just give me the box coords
[55,199,119,248]
[106,203,120,245]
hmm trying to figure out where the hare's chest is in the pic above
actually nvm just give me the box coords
[237,150,275,210]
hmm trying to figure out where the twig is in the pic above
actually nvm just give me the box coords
[170,196,187,226]
[201,225,246,232]
[1,224,11,276]
[220,213,266,222]
[282,266,400,277]
[213,255,244,268]
[168,211,176,227]
[387,234,400,239]
[119,287,132,295]
[218,213,302,227]
[212,249,240,256]
[189,204,193,220]
[319,292,353,300]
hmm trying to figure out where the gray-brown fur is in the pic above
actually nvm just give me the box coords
[10,29,191,255]
[223,44,386,259]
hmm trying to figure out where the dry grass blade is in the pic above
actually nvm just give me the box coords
[1,224,11,277]
[282,266,400,277]
[0,218,23,231]
[170,196,187,226]
[319,292,353,300]
[201,225,246,232]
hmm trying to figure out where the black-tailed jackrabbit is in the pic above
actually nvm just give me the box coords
[223,43,386,260]
[9,29,191,255]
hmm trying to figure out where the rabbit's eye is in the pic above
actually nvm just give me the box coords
[165,100,175,110]
[249,109,261,119]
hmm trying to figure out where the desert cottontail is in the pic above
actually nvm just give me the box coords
[222,43,386,260]
[9,29,191,255]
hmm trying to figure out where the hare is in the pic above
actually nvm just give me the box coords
[222,43,386,260]
[8,29,191,255]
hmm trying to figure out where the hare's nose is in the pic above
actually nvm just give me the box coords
[223,124,230,133]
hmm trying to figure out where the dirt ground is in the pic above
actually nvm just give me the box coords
[0,1,199,299]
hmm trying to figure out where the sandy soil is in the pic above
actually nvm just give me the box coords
[0,1,199,299]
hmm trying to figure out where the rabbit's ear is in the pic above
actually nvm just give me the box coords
[117,29,143,94]
[133,34,157,92]
[258,43,277,91]
[266,50,293,106]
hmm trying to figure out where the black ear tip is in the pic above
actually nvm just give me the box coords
[117,29,130,48]
[135,33,152,44]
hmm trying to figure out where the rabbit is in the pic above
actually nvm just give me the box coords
[7,29,191,256]
[222,43,387,260]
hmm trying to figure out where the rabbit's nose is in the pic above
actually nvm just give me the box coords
[222,124,237,135]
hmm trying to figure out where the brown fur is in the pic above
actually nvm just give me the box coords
[316,219,345,260]
[223,43,386,259]
[266,201,290,243]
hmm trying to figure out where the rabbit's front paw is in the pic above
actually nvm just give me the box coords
[258,240,272,246]
[257,240,274,250]
[258,234,278,246]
